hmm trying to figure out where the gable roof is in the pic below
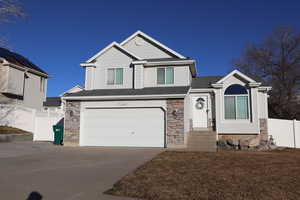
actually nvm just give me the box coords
[63,86,189,97]
[217,70,257,84]
[192,76,224,89]
[60,85,84,97]
[85,42,141,63]
[0,47,48,75]
[120,30,186,59]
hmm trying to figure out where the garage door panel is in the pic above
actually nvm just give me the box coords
[81,108,164,147]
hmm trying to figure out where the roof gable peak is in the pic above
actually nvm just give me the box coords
[120,30,186,59]
[85,42,141,63]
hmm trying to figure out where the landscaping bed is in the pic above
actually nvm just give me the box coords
[106,149,300,200]
[0,126,32,142]
[0,126,28,134]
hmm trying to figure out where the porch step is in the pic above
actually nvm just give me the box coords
[186,131,217,152]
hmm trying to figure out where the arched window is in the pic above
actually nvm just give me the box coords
[224,84,249,120]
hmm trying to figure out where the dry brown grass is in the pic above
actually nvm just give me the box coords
[106,149,300,200]
[0,126,28,134]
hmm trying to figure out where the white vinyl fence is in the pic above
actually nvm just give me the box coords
[268,118,300,148]
[34,111,63,141]
[0,104,63,141]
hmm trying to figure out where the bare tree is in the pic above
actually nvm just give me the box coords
[0,0,25,22]
[0,0,25,45]
[233,26,300,120]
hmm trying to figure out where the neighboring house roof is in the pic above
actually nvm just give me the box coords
[192,76,224,89]
[60,85,84,96]
[120,30,186,59]
[0,47,48,75]
[84,42,141,64]
[64,86,190,97]
[43,97,61,107]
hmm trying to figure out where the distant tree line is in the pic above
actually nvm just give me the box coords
[233,26,300,120]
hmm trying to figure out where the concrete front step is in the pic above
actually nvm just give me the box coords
[187,131,217,152]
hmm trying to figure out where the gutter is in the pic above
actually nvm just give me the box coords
[62,93,187,101]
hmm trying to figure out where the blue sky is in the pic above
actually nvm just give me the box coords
[2,0,300,96]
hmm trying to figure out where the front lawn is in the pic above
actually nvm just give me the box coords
[106,149,300,200]
[0,126,29,134]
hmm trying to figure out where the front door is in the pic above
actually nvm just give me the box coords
[192,96,208,128]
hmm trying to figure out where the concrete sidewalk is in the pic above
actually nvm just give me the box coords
[0,142,163,200]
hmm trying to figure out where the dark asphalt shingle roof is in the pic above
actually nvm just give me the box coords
[43,97,61,107]
[191,76,223,89]
[191,75,269,88]
[65,86,190,97]
[0,47,48,74]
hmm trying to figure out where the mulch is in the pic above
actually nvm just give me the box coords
[106,149,300,200]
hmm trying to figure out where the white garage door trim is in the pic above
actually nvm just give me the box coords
[80,107,166,147]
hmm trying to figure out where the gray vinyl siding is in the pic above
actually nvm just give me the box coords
[23,72,47,109]
[91,46,134,89]
[7,66,24,96]
[122,35,174,59]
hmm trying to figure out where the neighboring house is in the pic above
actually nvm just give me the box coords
[0,48,49,109]
[43,85,84,112]
[62,31,271,148]
[43,97,62,112]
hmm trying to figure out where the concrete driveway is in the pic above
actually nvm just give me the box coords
[0,142,163,200]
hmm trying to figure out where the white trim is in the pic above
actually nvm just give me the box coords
[258,86,272,91]
[80,63,96,67]
[144,60,195,66]
[62,94,186,100]
[131,60,147,65]
[190,88,215,93]
[217,69,256,84]
[85,42,142,63]
[211,83,223,88]
[248,82,262,88]
[120,30,186,59]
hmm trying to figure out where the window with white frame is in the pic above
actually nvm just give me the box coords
[224,84,249,120]
[107,68,123,85]
[157,67,174,84]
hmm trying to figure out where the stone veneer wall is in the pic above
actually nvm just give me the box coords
[166,99,185,147]
[64,101,81,145]
[218,118,269,147]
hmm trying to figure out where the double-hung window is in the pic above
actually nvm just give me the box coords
[107,68,123,85]
[224,84,249,120]
[157,67,174,84]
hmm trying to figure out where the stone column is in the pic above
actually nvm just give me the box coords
[64,101,81,145]
[166,99,184,147]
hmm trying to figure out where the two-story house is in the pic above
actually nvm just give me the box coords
[63,31,271,149]
[0,48,49,109]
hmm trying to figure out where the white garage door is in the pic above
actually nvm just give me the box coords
[81,108,165,147]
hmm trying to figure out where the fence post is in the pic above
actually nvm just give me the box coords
[293,119,297,148]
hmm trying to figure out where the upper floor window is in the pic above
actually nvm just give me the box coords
[157,67,174,84]
[107,68,123,85]
[224,84,249,120]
